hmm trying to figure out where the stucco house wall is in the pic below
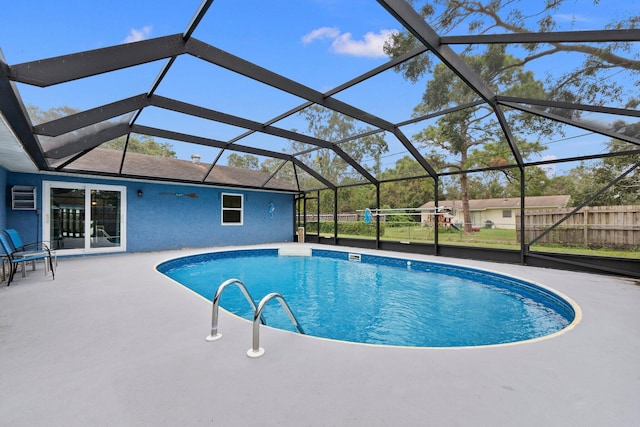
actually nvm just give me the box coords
[420,196,571,230]
[4,171,295,254]
[0,166,7,232]
[482,209,514,229]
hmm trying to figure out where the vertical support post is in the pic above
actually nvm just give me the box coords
[293,195,298,241]
[333,189,338,244]
[303,193,307,239]
[376,184,381,249]
[520,167,526,264]
[434,176,439,255]
[316,190,320,240]
[582,207,589,247]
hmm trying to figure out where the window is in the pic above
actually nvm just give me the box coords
[502,210,512,218]
[222,193,243,225]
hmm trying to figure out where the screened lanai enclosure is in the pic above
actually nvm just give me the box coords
[1,0,638,277]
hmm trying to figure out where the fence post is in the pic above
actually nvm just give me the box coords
[583,207,589,247]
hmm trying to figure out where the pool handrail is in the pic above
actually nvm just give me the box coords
[247,292,305,358]
[205,278,265,342]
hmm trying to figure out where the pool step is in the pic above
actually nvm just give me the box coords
[278,246,312,257]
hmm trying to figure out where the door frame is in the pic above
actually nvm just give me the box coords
[42,181,127,255]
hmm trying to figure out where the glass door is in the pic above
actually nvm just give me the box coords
[43,181,126,254]
[90,189,122,249]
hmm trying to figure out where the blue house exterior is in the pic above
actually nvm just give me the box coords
[2,165,295,255]
[0,167,7,234]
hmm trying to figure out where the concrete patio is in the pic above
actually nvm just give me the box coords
[1,244,639,426]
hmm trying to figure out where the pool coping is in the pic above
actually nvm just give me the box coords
[157,246,583,350]
[1,243,639,426]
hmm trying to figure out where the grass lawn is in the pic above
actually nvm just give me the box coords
[382,225,518,245]
[324,224,639,259]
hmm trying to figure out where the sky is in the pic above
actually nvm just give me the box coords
[0,0,638,178]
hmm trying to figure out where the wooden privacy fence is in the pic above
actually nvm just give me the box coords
[301,213,358,222]
[517,205,640,249]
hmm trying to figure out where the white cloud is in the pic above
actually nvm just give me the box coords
[302,27,397,58]
[302,26,341,45]
[123,25,153,43]
[539,154,558,177]
[332,29,397,58]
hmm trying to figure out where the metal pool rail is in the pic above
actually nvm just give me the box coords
[247,292,306,358]
[205,278,265,342]
[206,279,305,358]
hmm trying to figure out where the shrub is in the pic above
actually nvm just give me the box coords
[305,221,385,236]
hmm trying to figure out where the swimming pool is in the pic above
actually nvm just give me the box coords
[157,247,578,348]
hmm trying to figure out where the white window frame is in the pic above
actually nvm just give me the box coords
[221,193,244,226]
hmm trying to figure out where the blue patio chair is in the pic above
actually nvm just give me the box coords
[4,228,57,271]
[6,228,56,261]
[5,228,48,252]
[0,234,55,286]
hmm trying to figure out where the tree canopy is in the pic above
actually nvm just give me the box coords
[294,105,389,184]
[386,0,639,109]
[26,105,176,158]
[568,121,640,206]
[101,135,176,158]
[227,153,260,170]
[385,46,551,230]
[381,0,639,229]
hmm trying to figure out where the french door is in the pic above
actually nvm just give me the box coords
[42,181,126,254]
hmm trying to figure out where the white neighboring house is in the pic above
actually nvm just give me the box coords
[419,195,571,230]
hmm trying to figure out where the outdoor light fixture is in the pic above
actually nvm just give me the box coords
[137,189,143,198]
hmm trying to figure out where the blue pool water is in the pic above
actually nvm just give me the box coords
[157,248,576,347]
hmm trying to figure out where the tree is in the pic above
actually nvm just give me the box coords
[502,165,552,197]
[543,174,578,199]
[387,46,549,231]
[569,121,640,206]
[465,172,509,199]
[293,105,389,214]
[259,157,301,188]
[102,135,176,158]
[379,156,436,208]
[387,0,640,109]
[337,185,376,213]
[384,1,639,230]
[27,105,79,124]
[227,153,260,170]
[295,105,388,185]
[26,105,176,158]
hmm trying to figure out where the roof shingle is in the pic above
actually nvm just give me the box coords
[62,148,298,191]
